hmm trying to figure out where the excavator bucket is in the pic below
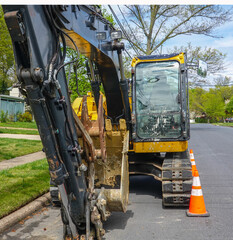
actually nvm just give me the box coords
[72,94,129,213]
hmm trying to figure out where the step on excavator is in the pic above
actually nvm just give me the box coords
[3,5,206,239]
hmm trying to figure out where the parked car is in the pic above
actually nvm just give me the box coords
[225,117,233,123]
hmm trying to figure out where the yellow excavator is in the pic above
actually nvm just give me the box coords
[73,52,193,209]
[3,5,205,239]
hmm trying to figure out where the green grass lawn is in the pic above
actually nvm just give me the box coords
[0,159,50,219]
[0,122,37,129]
[212,123,233,127]
[0,138,43,161]
[0,128,39,135]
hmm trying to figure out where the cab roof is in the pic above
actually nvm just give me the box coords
[131,52,185,67]
[136,53,180,60]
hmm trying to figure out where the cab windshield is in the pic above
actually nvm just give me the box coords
[135,61,181,139]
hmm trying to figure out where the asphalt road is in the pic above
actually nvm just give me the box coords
[1,123,233,240]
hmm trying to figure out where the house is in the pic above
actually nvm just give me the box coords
[0,95,25,121]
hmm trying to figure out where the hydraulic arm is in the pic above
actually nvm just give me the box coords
[3,5,131,239]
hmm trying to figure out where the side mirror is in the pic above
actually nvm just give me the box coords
[197,60,207,78]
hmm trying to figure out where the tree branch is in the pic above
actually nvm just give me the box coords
[151,5,211,52]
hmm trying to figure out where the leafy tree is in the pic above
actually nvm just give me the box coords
[189,87,207,116]
[65,48,91,103]
[203,89,225,121]
[215,85,233,103]
[0,6,16,94]
[65,47,106,103]
[189,87,227,121]
[122,5,232,55]
[101,6,115,26]
[123,55,131,79]
[225,95,233,115]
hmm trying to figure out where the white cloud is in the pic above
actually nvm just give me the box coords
[209,60,233,80]
[222,61,233,78]
[213,36,233,48]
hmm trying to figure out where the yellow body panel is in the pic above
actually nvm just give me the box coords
[132,141,188,153]
[72,92,107,121]
[131,52,185,67]
[72,97,83,115]
[129,96,132,111]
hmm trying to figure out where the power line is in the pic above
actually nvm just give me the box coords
[124,48,133,59]
[117,5,142,52]
[108,5,138,56]
[108,5,140,56]
[113,6,161,56]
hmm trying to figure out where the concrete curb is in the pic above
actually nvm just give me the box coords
[0,192,51,233]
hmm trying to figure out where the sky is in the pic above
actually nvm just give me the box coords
[107,5,233,87]
[166,17,233,84]
[165,11,233,81]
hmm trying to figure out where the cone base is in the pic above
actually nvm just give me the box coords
[186,210,210,217]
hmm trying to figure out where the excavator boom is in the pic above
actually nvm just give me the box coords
[3,5,131,239]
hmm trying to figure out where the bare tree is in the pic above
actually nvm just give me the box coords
[172,44,226,73]
[214,76,231,86]
[122,5,233,55]
[168,43,228,86]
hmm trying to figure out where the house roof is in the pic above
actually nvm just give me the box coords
[0,94,24,102]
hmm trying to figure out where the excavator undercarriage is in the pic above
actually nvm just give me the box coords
[129,151,192,207]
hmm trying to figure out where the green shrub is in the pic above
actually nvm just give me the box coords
[195,117,207,123]
[0,110,8,123]
[17,112,32,122]
[195,117,216,123]
[8,114,16,122]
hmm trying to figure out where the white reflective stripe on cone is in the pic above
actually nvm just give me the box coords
[191,188,203,196]
[193,176,201,186]
[191,161,196,165]
[190,153,194,159]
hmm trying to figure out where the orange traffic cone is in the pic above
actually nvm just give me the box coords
[190,149,197,176]
[186,170,210,217]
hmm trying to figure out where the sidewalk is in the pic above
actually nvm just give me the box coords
[0,126,37,131]
[0,134,40,140]
[0,133,44,170]
[0,151,46,171]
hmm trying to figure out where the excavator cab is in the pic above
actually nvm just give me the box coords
[129,53,193,207]
[131,53,190,146]
[135,61,181,139]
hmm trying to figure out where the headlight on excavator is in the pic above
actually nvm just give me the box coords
[96,32,106,40]
[110,30,122,40]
